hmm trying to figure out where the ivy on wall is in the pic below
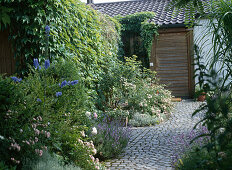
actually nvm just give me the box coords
[116,12,159,68]
[0,0,121,88]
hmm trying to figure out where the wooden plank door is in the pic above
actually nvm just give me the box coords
[151,31,192,97]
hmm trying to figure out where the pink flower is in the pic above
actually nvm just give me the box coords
[34,129,40,135]
[35,149,39,154]
[26,141,30,145]
[96,158,99,163]
[93,112,98,119]
[46,132,51,138]
[16,160,20,164]
[11,158,15,161]
[89,155,95,162]
[39,150,43,156]
[17,145,20,151]
[35,137,38,142]
[38,116,42,121]
[95,166,100,170]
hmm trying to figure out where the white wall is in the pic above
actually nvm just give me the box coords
[193,19,229,87]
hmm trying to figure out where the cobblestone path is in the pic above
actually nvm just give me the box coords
[105,100,203,170]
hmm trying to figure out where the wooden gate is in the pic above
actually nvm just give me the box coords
[150,28,194,97]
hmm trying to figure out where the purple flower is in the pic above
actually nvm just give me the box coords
[11,77,22,83]
[44,59,50,69]
[33,59,41,69]
[56,92,62,97]
[70,80,79,85]
[45,25,50,35]
[37,98,42,102]
[60,80,68,88]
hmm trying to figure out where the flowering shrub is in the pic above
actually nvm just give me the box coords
[0,76,51,168]
[97,56,173,126]
[0,59,99,169]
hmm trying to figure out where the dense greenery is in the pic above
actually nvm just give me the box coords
[116,12,158,67]
[0,0,120,86]
[0,0,174,169]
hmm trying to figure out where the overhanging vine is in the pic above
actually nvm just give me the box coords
[116,12,159,68]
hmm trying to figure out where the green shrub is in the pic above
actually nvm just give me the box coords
[0,59,99,169]
[97,56,173,126]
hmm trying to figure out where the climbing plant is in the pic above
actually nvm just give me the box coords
[116,12,158,68]
[0,0,120,88]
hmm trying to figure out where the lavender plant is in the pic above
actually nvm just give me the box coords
[170,125,210,169]
[91,115,131,160]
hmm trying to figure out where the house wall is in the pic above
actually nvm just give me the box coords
[193,19,229,86]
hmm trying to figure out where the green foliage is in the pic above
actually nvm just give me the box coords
[178,141,232,169]
[0,0,120,85]
[0,161,16,170]
[22,152,81,170]
[0,6,12,30]
[116,12,158,67]
[129,113,159,127]
[0,76,15,113]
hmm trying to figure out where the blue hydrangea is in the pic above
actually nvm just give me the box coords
[60,80,68,88]
[11,77,22,83]
[44,59,50,69]
[70,80,79,85]
[45,25,50,36]
[37,98,42,102]
[56,92,62,97]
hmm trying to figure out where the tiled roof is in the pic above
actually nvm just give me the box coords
[94,0,187,26]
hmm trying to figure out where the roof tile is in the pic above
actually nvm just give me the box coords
[94,0,187,26]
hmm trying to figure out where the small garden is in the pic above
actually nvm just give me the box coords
[0,0,173,169]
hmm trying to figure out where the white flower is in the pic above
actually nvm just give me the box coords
[92,127,97,135]
[147,94,152,99]
[80,131,85,137]
[93,148,97,155]
[0,135,4,140]
[85,111,91,117]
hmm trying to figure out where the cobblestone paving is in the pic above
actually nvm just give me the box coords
[105,100,204,170]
